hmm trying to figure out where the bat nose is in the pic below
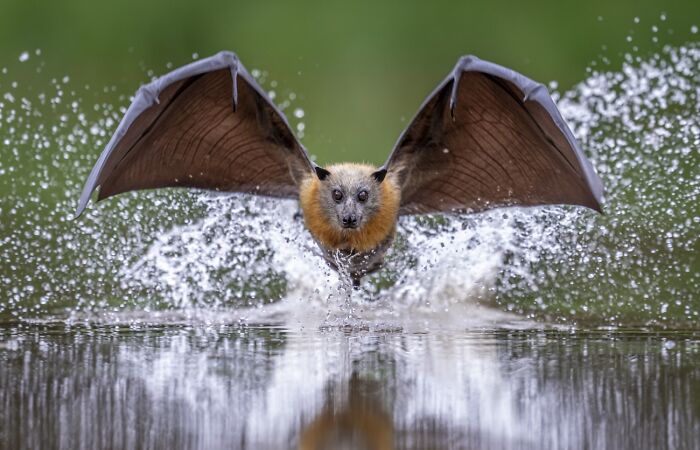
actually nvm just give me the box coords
[342,214,358,228]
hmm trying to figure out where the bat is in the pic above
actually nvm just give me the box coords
[76,51,603,286]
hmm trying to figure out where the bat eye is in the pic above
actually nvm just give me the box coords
[357,190,368,202]
[332,189,344,203]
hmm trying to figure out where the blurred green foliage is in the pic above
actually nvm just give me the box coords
[1,0,698,163]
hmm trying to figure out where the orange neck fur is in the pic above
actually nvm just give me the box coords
[299,166,400,253]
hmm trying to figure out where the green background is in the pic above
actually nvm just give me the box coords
[1,0,698,164]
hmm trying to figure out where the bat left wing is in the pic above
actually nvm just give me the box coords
[379,55,603,216]
[76,51,316,217]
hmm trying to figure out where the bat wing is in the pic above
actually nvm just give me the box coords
[381,55,603,216]
[76,51,315,217]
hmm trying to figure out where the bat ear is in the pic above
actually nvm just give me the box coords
[371,168,387,183]
[315,166,331,181]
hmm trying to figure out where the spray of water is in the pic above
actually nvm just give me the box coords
[117,193,533,330]
[505,44,700,326]
[0,42,698,328]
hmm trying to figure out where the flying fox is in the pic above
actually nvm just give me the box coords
[76,51,603,286]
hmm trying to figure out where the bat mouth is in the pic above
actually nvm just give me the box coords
[341,223,359,230]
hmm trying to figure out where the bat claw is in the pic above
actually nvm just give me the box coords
[449,74,461,121]
[523,83,545,102]
[457,55,478,69]
[449,55,480,121]
[215,51,240,113]
[137,85,160,105]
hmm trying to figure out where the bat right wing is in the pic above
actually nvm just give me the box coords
[76,51,316,217]
[380,55,603,216]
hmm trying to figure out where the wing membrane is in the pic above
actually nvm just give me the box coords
[76,51,314,216]
[383,55,603,216]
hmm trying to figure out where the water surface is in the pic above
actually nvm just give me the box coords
[2,324,699,449]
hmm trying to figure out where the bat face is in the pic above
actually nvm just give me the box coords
[320,163,383,232]
[299,163,401,254]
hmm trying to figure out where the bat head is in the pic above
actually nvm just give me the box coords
[315,163,387,232]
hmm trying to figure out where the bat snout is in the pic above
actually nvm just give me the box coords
[341,213,359,229]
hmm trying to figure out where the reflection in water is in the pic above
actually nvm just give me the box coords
[1,325,699,449]
[299,373,393,450]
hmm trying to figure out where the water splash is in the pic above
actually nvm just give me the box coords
[118,193,533,330]
[502,44,700,326]
[0,44,698,327]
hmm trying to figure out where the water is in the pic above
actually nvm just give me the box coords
[2,325,699,449]
[1,35,699,448]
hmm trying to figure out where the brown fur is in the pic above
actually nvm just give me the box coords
[299,163,401,253]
